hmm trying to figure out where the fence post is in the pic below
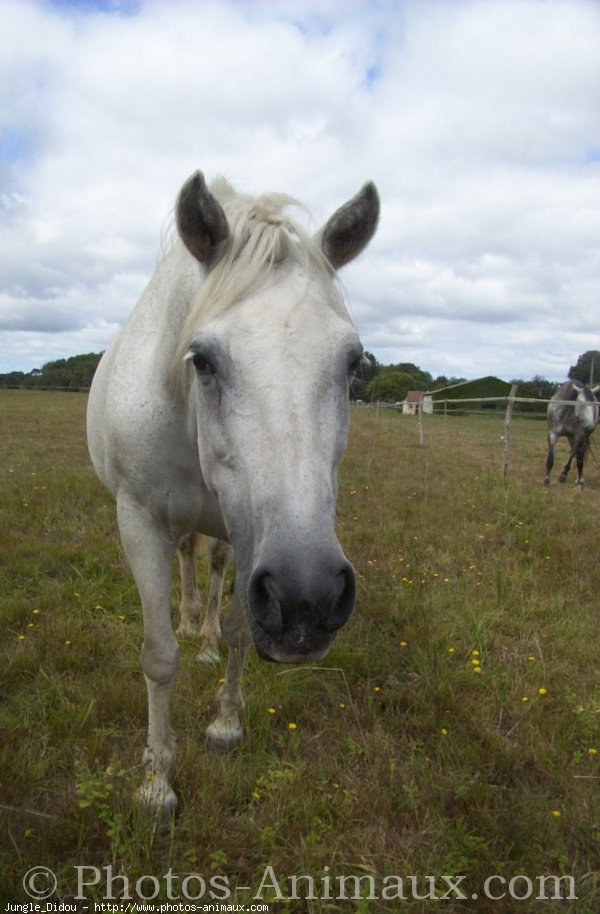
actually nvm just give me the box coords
[501,384,518,478]
[418,399,424,445]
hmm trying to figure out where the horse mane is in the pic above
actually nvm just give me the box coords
[171,177,347,391]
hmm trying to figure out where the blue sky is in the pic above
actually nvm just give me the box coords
[1,0,599,380]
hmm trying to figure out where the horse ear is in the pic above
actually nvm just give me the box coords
[176,171,230,267]
[318,181,380,270]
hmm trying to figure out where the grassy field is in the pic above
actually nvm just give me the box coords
[1,390,599,912]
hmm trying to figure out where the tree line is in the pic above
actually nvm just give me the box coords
[352,350,600,403]
[0,352,102,391]
[0,349,598,400]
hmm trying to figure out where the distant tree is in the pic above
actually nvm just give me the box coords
[512,376,559,399]
[387,362,433,390]
[0,370,27,387]
[38,358,70,388]
[364,370,419,403]
[432,375,467,389]
[37,353,103,389]
[0,353,103,390]
[569,351,600,385]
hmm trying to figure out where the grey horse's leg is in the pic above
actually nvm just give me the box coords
[195,539,234,666]
[558,435,576,483]
[574,434,588,486]
[117,494,179,812]
[206,594,252,754]
[544,431,557,485]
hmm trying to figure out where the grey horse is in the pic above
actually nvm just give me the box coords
[544,380,599,486]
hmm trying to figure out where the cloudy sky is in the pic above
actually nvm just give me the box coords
[1,0,599,381]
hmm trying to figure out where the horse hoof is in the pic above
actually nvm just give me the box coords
[543,479,550,486]
[206,720,243,755]
[176,621,199,639]
[137,777,178,814]
[558,475,567,483]
[195,645,221,666]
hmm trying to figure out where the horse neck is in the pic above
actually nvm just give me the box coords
[142,246,205,400]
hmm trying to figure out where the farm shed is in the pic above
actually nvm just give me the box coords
[402,390,433,415]
[431,376,512,412]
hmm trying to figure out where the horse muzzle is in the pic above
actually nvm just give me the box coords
[245,547,356,662]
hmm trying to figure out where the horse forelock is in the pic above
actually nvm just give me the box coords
[171,181,347,394]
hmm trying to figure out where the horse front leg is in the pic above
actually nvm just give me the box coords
[544,435,555,485]
[176,532,204,637]
[117,495,179,813]
[574,434,588,487]
[196,538,234,666]
[559,435,576,483]
[206,593,252,754]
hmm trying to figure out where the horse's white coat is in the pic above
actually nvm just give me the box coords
[87,173,379,810]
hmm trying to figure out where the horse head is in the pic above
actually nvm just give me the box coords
[176,172,379,662]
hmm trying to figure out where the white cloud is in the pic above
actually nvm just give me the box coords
[1,0,599,381]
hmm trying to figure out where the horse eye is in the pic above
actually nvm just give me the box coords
[192,352,216,376]
[348,355,362,377]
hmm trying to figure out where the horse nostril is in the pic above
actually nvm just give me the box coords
[249,570,284,636]
[324,562,356,632]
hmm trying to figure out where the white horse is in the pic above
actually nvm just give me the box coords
[87,170,379,811]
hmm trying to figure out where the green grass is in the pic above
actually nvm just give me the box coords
[1,391,599,912]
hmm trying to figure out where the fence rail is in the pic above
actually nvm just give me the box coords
[355,394,579,413]
[0,385,585,409]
